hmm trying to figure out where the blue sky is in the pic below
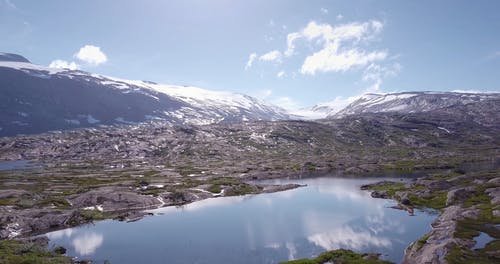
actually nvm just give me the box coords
[1,0,499,109]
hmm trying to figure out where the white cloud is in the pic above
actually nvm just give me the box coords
[259,50,282,62]
[336,14,344,20]
[74,45,107,65]
[269,19,275,27]
[49,59,79,70]
[301,49,387,75]
[361,62,401,92]
[277,70,285,78]
[320,8,328,14]
[282,20,386,74]
[245,52,257,70]
[271,96,300,110]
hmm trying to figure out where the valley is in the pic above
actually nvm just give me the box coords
[1,54,499,263]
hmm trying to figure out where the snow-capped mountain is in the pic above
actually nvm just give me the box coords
[0,53,289,136]
[330,92,500,118]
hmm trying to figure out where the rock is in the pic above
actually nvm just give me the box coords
[487,177,500,184]
[0,189,31,199]
[485,187,500,204]
[70,187,161,212]
[396,191,411,205]
[53,246,66,254]
[345,166,363,174]
[370,190,390,199]
[446,187,475,206]
[403,205,480,264]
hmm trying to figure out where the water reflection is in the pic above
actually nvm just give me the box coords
[307,227,392,251]
[45,177,436,264]
[72,232,104,255]
[46,228,104,256]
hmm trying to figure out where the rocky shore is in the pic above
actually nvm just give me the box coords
[362,169,500,263]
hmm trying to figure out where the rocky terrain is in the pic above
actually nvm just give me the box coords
[362,167,500,264]
[0,99,497,242]
[0,60,499,263]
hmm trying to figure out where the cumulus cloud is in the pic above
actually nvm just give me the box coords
[301,49,387,75]
[259,50,282,62]
[49,59,79,70]
[277,70,285,78]
[320,8,328,14]
[336,14,344,20]
[74,45,107,65]
[245,52,257,70]
[282,20,386,75]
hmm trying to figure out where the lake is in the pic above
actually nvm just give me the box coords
[44,176,436,264]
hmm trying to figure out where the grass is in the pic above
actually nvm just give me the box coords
[279,249,393,264]
[407,191,447,210]
[207,184,222,193]
[366,182,406,197]
[0,239,71,264]
[415,234,431,250]
[66,209,111,226]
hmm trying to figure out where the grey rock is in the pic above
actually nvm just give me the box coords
[446,187,475,206]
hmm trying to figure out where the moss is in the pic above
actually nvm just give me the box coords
[207,184,222,193]
[67,209,111,226]
[37,197,71,209]
[177,165,202,176]
[463,184,494,208]
[279,249,393,264]
[366,182,406,197]
[224,183,260,196]
[0,240,71,264]
[407,192,447,210]
[208,177,240,186]
[446,242,500,264]
[416,234,431,250]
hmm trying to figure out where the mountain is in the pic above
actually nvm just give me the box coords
[330,92,500,118]
[0,53,289,137]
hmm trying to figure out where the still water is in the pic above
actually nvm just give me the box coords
[44,177,436,264]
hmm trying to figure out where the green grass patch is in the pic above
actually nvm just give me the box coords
[279,249,393,264]
[407,191,447,210]
[416,234,431,250]
[0,239,71,264]
[208,177,240,186]
[224,183,260,196]
[365,182,406,197]
[207,184,222,193]
[67,209,111,227]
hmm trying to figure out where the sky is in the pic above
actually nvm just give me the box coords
[1,0,499,110]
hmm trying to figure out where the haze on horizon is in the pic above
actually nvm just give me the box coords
[1,0,499,111]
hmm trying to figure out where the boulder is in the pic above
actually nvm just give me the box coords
[446,187,475,206]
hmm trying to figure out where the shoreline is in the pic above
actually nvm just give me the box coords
[0,164,498,263]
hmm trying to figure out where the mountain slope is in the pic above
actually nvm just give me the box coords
[0,53,289,137]
[331,92,500,118]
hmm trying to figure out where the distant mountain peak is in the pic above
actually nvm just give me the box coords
[0,52,31,63]
[331,91,500,118]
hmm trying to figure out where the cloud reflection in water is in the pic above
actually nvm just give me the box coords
[72,232,104,256]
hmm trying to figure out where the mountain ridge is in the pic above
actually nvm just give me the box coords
[0,53,289,136]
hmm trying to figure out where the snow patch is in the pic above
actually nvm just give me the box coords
[437,127,451,133]
[86,115,100,124]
